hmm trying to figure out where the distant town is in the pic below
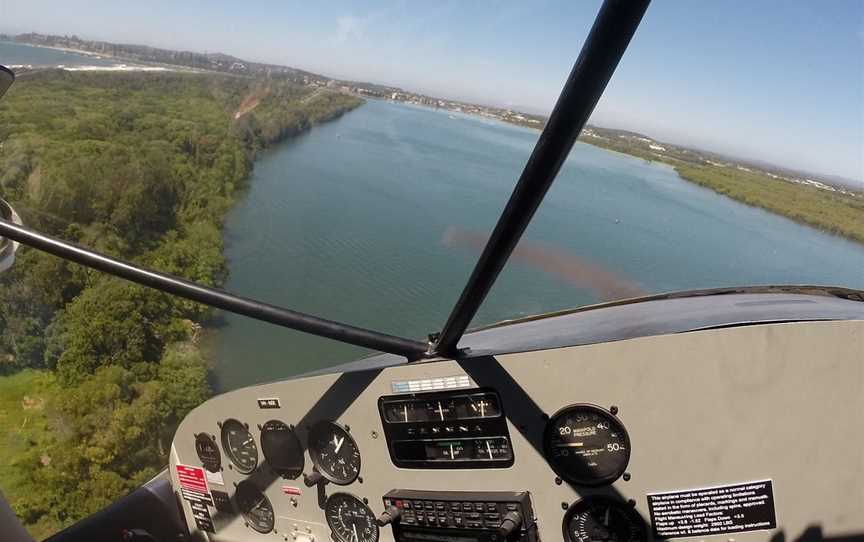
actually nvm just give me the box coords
[2,31,861,198]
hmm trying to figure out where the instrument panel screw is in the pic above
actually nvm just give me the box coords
[358,477,364,484]
[561,502,569,510]
[371,431,378,439]
[610,405,619,415]
[345,425,351,432]
[290,498,298,507]
[554,477,562,485]
[363,497,369,505]
[623,472,631,481]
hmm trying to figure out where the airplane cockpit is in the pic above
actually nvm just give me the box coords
[0,2,862,542]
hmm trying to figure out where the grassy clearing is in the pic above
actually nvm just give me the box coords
[0,369,58,536]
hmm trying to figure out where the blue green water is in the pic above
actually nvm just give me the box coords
[0,41,122,68]
[3,42,860,388]
[210,99,864,389]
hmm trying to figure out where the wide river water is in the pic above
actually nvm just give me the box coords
[209,100,864,390]
[2,43,862,390]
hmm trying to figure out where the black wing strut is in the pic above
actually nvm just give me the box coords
[432,0,651,357]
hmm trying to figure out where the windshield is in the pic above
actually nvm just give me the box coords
[1,2,863,538]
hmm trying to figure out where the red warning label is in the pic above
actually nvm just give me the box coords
[176,464,209,492]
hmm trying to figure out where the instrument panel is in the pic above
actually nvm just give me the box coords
[169,320,864,542]
[379,389,514,468]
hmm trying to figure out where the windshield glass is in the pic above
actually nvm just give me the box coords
[1,2,862,538]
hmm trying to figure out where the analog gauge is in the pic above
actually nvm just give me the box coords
[220,418,259,474]
[473,437,512,461]
[260,420,304,478]
[424,398,457,421]
[464,393,501,418]
[325,493,379,542]
[563,497,647,542]
[383,401,424,423]
[544,404,630,486]
[308,421,361,485]
[234,480,275,534]
[195,432,221,473]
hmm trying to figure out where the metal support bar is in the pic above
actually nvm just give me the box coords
[433,0,651,357]
[0,219,430,360]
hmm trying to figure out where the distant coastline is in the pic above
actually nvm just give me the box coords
[4,33,862,245]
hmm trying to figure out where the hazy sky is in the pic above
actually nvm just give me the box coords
[2,0,862,182]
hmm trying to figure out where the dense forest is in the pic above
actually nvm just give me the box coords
[0,69,362,537]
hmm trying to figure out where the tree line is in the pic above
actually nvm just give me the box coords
[0,69,362,536]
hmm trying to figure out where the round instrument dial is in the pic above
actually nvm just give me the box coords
[563,497,647,542]
[234,480,275,534]
[261,419,304,478]
[325,493,379,542]
[195,432,221,473]
[544,404,630,486]
[220,418,259,474]
[308,421,361,485]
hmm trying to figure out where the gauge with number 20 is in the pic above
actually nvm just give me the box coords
[544,404,630,486]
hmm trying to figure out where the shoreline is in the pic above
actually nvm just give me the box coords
[422,102,864,247]
[5,40,861,246]
[2,41,206,74]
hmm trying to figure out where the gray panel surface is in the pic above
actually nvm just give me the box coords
[170,320,864,542]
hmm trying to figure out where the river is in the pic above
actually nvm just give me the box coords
[208,99,864,390]
[2,43,862,390]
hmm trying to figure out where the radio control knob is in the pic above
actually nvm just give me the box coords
[498,511,522,538]
[377,505,402,527]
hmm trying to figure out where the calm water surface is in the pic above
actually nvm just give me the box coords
[210,100,864,389]
[5,44,859,388]
[0,41,123,67]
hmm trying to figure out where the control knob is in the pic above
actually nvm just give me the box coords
[377,504,401,527]
[498,511,523,539]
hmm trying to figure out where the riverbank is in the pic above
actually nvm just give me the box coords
[0,69,363,536]
[575,132,864,245]
[470,109,864,245]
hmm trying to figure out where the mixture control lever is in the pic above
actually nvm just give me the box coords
[377,504,401,527]
[498,511,523,539]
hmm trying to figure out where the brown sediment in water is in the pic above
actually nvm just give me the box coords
[442,227,644,301]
